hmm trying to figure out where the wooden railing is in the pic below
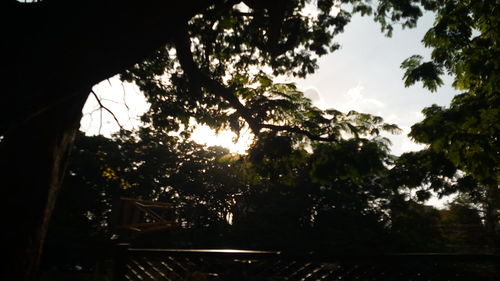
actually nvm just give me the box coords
[113,245,500,281]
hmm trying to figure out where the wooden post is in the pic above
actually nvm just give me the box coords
[112,243,130,281]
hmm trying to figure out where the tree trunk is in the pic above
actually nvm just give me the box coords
[0,90,89,281]
[485,183,499,252]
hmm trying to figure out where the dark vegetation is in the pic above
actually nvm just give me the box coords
[1,0,499,280]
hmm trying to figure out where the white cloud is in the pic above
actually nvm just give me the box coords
[304,87,328,109]
[336,84,385,114]
[301,83,431,156]
[301,83,387,114]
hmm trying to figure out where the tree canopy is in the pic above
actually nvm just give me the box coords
[2,0,499,280]
[400,0,499,246]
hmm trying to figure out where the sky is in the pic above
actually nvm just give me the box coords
[81,11,458,157]
[296,12,458,156]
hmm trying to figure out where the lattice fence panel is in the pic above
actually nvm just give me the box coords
[118,252,499,281]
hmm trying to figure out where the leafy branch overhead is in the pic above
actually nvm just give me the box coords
[393,0,500,242]
[398,0,500,94]
[121,0,401,146]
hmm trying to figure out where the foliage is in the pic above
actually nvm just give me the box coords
[118,0,406,147]
[440,203,488,251]
[387,148,496,250]
[43,1,499,261]
[384,0,500,188]
[388,149,478,200]
[46,131,493,262]
[410,94,500,187]
[397,0,500,94]
[41,2,422,264]
[49,128,396,253]
[390,200,445,251]
[391,0,500,247]
[6,1,500,280]
[104,0,406,254]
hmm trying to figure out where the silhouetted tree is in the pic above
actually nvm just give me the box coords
[1,1,357,278]
[2,0,496,279]
[401,0,500,248]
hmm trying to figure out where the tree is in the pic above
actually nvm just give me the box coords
[409,97,500,248]
[2,0,486,279]
[2,1,354,278]
[42,133,117,272]
[440,202,488,252]
[228,127,396,251]
[399,0,500,248]
[387,148,496,251]
[46,120,398,259]
[3,0,376,277]
[42,131,248,270]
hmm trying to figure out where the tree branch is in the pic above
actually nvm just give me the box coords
[91,90,124,131]
[174,26,337,143]
[260,123,337,142]
[173,25,262,134]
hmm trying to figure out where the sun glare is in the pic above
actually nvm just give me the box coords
[190,125,253,154]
